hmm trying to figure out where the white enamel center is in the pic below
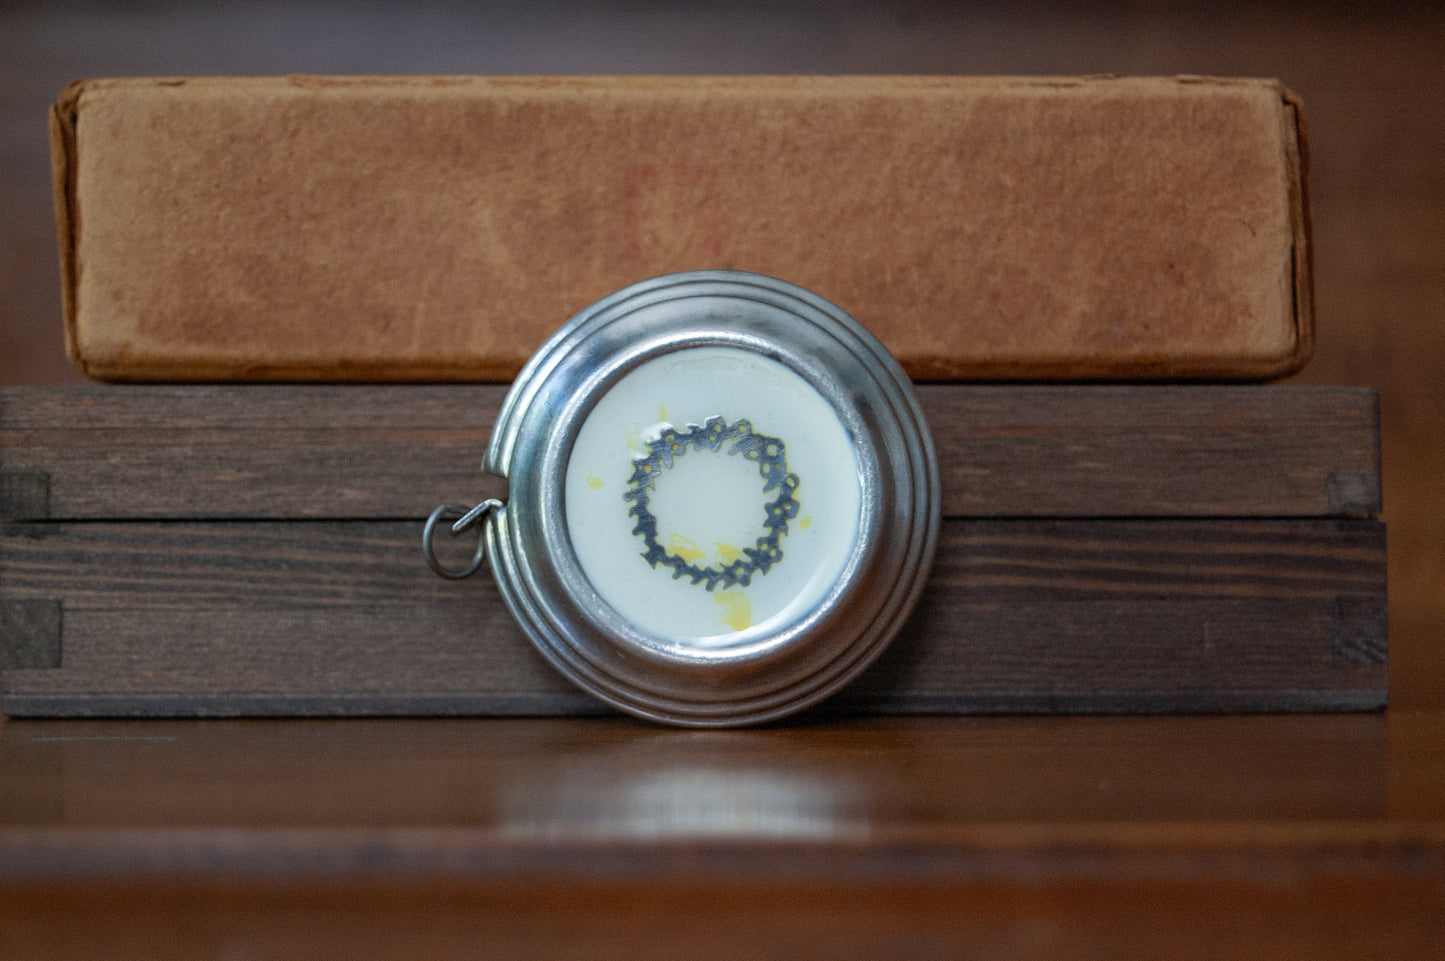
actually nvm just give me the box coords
[564,347,863,647]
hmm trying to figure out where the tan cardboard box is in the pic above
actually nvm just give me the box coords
[51,75,1311,382]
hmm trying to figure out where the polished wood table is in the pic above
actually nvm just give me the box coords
[2,710,1442,959]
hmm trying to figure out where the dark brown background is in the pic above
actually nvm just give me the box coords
[2,0,1441,706]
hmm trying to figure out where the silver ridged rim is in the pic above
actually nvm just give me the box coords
[483,270,939,727]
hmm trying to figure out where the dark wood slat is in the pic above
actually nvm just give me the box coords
[0,385,510,431]
[0,385,1379,520]
[0,386,509,521]
[0,518,1386,717]
[0,519,1387,608]
[927,386,1380,518]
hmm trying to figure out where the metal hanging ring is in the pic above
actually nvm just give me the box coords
[423,501,501,580]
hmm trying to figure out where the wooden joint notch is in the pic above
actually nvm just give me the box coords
[1327,471,1381,516]
[0,471,50,521]
[1,599,62,670]
[1331,596,1387,666]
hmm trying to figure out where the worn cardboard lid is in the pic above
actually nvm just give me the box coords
[50,75,1312,382]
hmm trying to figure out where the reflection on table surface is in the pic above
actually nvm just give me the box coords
[5,711,1434,837]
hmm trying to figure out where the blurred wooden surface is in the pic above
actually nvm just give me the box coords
[2,6,1442,956]
[1,711,1443,958]
[3,1,1440,707]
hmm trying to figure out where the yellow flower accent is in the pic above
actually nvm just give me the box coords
[667,533,705,562]
[714,591,752,631]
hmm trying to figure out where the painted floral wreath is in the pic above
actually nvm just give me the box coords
[624,416,801,592]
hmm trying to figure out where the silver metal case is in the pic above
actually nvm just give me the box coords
[477,271,938,726]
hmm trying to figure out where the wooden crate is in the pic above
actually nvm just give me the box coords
[0,385,1385,717]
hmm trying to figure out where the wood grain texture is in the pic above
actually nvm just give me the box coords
[2,874,1441,961]
[0,385,1380,520]
[0,518,1386,717]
